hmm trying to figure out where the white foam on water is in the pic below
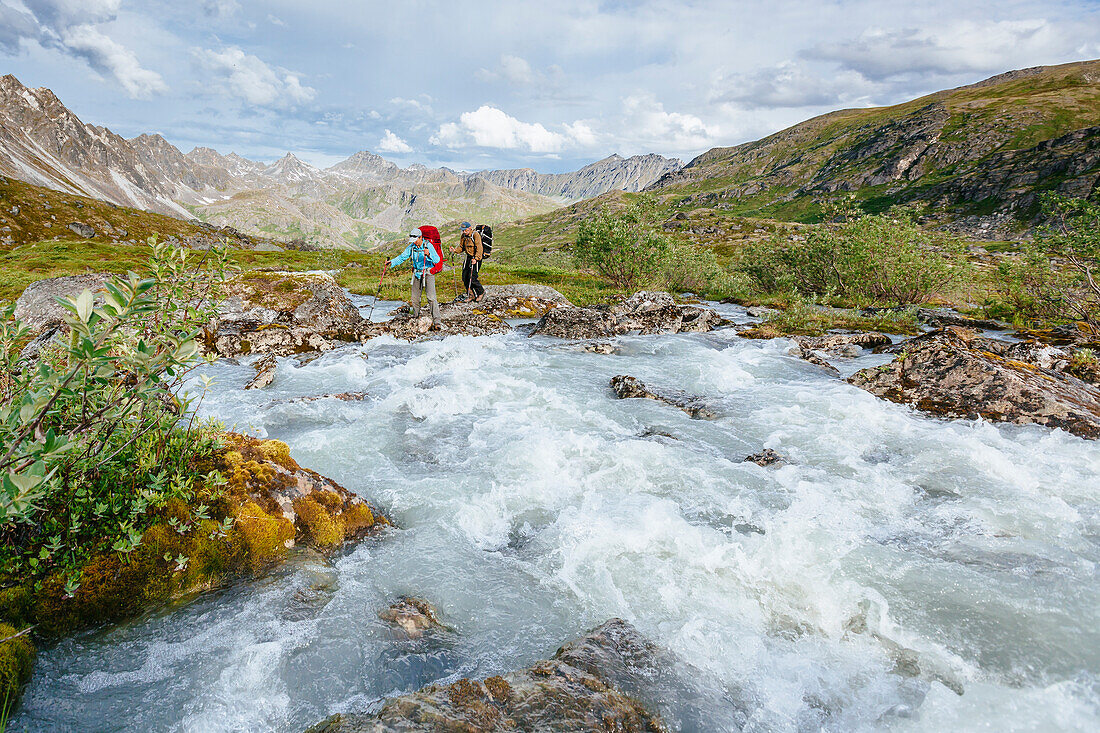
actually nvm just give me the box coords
[14,327,1100,732]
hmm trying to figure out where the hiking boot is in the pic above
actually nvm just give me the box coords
[474,292,486,303]
[454,293,469,303]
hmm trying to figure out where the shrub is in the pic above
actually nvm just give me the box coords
[995,193,1100,328]
[573,197,671,291]
[661,242,747,300]
[737,202,969,306]
[0,239,232,592]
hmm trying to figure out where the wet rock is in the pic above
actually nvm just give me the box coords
[284,564,339,622]
[13,273,112,332]
[205,272,365,357]
[794,332,893,354]
[306,619,666,733]
[267,392,368,406]
[745,305,778,318]
[787,345,841,376]
[849,327,1100,439]
[610,375,717,419]
[381,309,511,340]
[530,291,722,339]
[743,448,789,467]
[584,341,616,354]
[244,355,277,390]
[915,307,1008,331]
[379,597,445,639]
[66,222,95,238]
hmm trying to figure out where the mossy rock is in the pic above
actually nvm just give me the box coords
[0,622,34,717]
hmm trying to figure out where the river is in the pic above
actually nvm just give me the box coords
[12,302,1100,732]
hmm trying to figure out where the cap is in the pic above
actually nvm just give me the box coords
[460,221,472,230]
[408,228,422,239]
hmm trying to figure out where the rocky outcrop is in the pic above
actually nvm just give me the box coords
[13,273,111,331]
[306,619,667,733]
[244,355,278,390]
[610,375,717,419]
[849,327,1100,438]
[531,291,721,339]
[204,272,365,356]
[381,310,512,340]
[478,153,682,201]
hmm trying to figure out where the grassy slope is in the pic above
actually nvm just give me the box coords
[649,59,1100,223]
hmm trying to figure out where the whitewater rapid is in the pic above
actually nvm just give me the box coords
[13,302,1100,732]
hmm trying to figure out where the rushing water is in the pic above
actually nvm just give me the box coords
[13,302,1100,732]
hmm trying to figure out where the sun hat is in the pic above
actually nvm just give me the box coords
[408,228,422,239]
[460,221,472,230]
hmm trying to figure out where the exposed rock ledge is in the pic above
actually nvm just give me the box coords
[849,327,1100,438]
[610,375,718,419]
[305,619,667,733]
[530,291,722,339]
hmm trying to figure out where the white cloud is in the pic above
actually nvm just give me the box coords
[431,106,573,152]
[377,129,412,154]
[267,14,286,27]
[201,0,239,18]
[389,96,433,114]
[13,0,166,98]
[712,61,874,109]
[806,20,1077,81]
[477,54,536,85]
[618,93,717,152]
[61,24,166,98]
[193,46,316,108]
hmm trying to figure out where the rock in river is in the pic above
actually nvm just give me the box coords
[530,291,721,339]
[610,374,717,419]
[205,271,365,357]
[848,327,1100,439]
[305,619,666,732]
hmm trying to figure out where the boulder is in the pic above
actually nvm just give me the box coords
[379,597,446,639]
[744,448,788,467]
[205,272,365,357]
[848,327,1100,439]
[66,222,95,238]
[610,375,717,420]
[13,273,112,331]
[474,284,571,318]
[305,619,666,733]
[794,332,892,354]
[381,309,511,340]
[530,291,721,339]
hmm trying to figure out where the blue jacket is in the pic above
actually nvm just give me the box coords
[388,240,440,277]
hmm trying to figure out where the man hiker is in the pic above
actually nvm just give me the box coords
[384,227,442,329]
[452,221,485,303]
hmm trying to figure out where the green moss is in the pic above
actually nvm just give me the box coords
[293,496,343,548]
[0,622,34,717]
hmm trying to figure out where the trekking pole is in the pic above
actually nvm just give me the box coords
[366,264,386,321]
[450,251,459,303]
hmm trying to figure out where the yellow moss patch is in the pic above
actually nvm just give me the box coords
[293,496,344,548]
[235,500,295,573]
[343,502,377,535]
[0,622,34,716]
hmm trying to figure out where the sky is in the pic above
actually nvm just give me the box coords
[1,0,1098,173]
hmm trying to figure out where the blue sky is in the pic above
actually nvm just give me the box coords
[1,0,1098,172]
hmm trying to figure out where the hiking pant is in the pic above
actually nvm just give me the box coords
[462,256,484,298]
[410,273,441,324]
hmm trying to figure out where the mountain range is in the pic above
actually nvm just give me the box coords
[0,74,681,248]
[646,59,1100,238]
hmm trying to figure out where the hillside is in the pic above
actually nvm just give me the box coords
[0,174,277,251]
[648,60,1100,238]
[479,154,682,200]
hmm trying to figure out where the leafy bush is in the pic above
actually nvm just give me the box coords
[0,240,232,591]
[995,193,1100,328]
[737,202,969,306]
[661,242,748,301]
[573,197,671,291]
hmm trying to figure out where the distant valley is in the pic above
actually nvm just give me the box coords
[0,74,680,248]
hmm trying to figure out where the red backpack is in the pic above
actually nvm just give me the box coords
[418,225,445,275]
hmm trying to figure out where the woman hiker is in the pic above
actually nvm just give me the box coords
[452,221,485,303]
[384,227,442,330]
